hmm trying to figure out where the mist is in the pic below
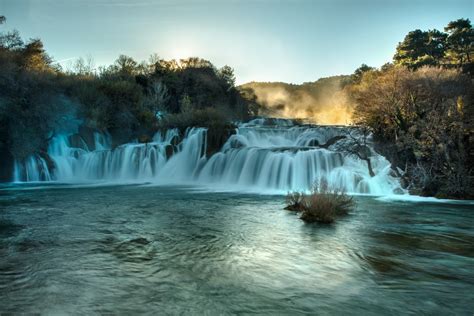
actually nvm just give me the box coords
[242,77,354,125]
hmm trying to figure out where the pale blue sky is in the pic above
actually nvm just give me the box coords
[1,0,472,84]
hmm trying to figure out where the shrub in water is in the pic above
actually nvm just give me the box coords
[284,191,304,212]
[285,179,355,224]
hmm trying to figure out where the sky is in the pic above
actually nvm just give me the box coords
[1,0,472,84]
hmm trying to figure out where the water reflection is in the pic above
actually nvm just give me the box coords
[0,185,473,314]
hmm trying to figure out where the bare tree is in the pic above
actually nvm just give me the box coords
[0,29,23,49]
[73,55,95,75]
[336,127,376,177]
[146,80,169,117]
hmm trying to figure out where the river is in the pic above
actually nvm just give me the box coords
[1,184,473,314]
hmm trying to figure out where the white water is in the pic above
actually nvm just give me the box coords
[13,119,403,195]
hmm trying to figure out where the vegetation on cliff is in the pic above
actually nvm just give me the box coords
[0,14,472,199]
[348,19,473,198]
[350,66,472,198]
[0,16,255,180]
[246,18,473,199]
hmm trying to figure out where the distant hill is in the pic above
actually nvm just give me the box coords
[240,75,353,125]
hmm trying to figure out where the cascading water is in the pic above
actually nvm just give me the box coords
[13,119,403,195]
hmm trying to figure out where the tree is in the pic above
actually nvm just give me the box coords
[218,65,236,90]
[238,87,260,116]
[426,29,448,62]
[179,94,193,113]
[350,66,472,197]
[144,80,168,116]
[444,18,473,66]
[352,64,375,82]
[335,128,375,177]
[394,29,447,68]
[21,39,53,72]
[107,54,139,78]
[179,57,213,69]
[0,16,5,24]
[0,30,23,50]
[72,55,95,75]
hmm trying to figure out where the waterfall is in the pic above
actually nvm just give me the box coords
[13,119,403,194]
[13,156,52,182]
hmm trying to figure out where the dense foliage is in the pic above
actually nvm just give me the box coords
[250,18,473,198]
[0,16,254,180]
[394,18,473,72]
[0,15,472,199]
[349,19,473,198]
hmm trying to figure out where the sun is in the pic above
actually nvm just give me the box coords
[167,43,197,61]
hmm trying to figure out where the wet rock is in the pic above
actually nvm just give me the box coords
[308,136,346,149]
[228,138,245,149]
[38,150,56,173]
[0,148,14,182]
[69,126,98,150]
[393,187,405,195]
[138,134,152,143]
[206,124,237,157]
[321,135,346,148]
[165,144,174,159]
[308,139,320,147]
[129,237,151,245]
[170,134,181,146]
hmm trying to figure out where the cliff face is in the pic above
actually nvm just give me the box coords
[205,124,236,157]
[0,148,13,182]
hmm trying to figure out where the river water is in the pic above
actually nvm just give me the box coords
[1,184,473,314]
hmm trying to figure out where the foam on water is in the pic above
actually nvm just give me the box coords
[13,119,403,195]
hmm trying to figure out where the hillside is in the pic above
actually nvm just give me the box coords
[240,75,353,125]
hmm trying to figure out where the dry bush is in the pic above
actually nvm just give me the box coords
[284,191,304,212]
[284,179,355,224]
[350,66,473,198]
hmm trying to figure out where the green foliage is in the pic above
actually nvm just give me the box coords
[0,22,253,178]
[218,65,236,89]
[444,18,473,66]
[152,58,249,118]
[394,19,473,72]
[394,29,447,69]
[157,107,231,132]
[0,28,78,161]
[352,64,375,83]
[0,73,79,159]
[179,94,193,113]
[157,107,236,156]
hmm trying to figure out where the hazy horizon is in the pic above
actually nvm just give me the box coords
[1,0,472,84]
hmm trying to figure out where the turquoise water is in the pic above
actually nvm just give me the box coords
[1,184,473,314]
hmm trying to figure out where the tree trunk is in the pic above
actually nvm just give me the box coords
[365,158,375,177]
